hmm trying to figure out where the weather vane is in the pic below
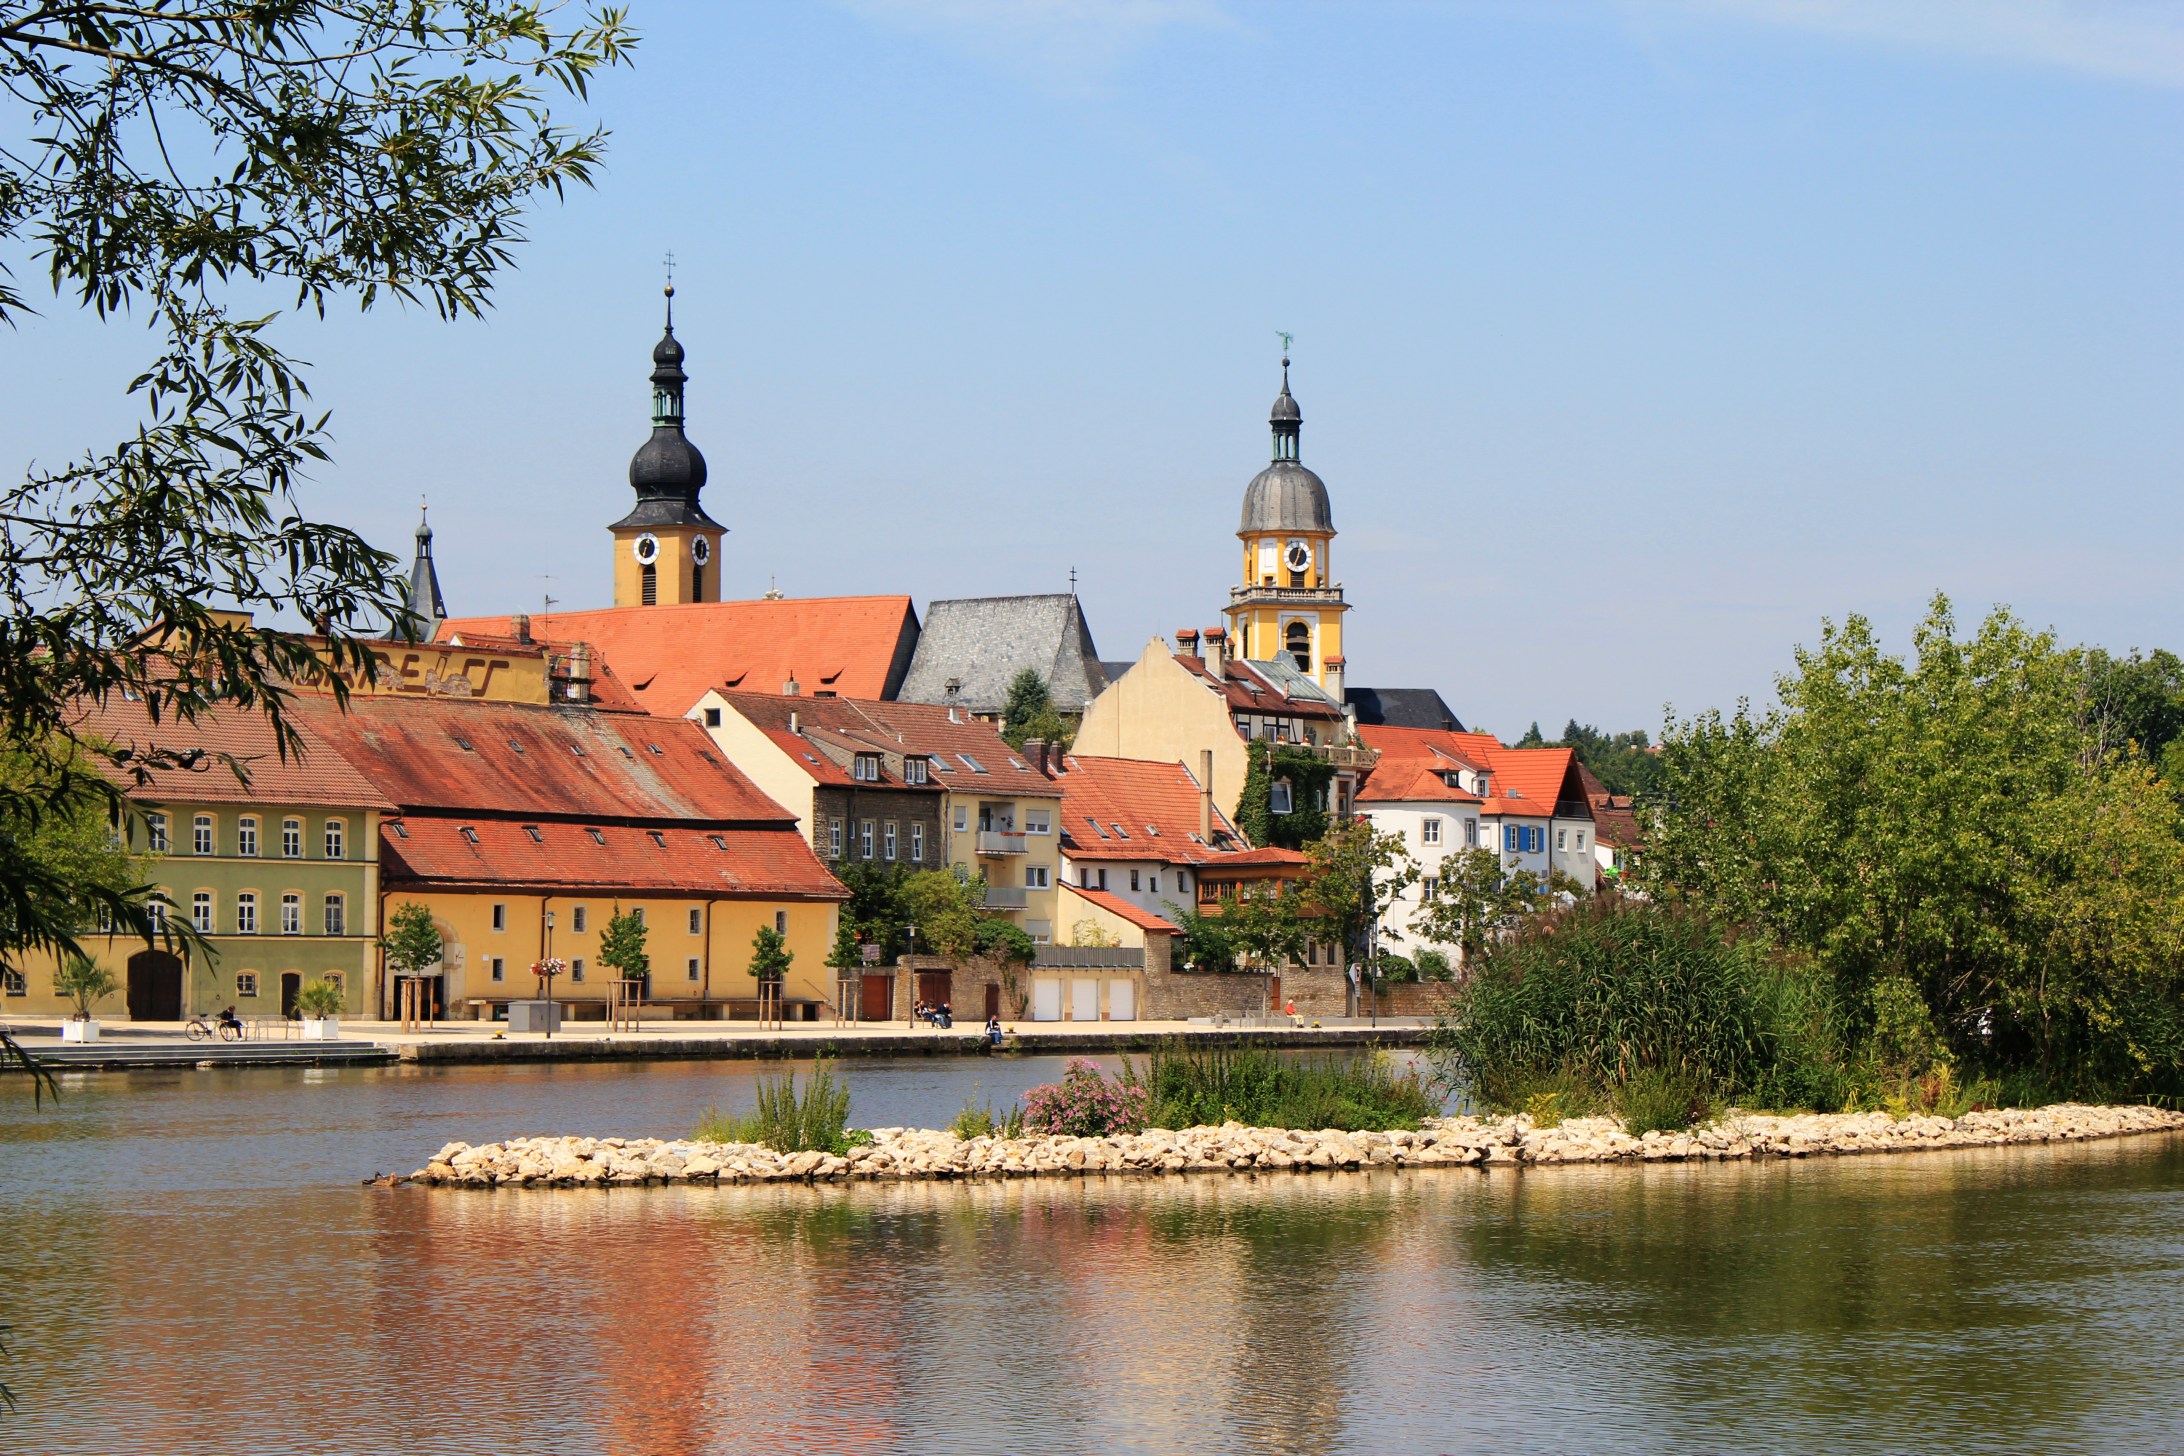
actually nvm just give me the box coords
[664,250,675,291]
[1276,330,1293,356]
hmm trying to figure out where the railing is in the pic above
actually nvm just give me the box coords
[976,830,1028,856]
[1315,744,1379,770]
[982,886,1029,909]
[1228,584,1346,604]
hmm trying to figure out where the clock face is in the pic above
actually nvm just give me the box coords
[1284,540,1312,573]
[691,535,712,565]
[633,533,660,564]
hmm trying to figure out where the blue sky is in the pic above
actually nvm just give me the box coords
[5,0,2179,736]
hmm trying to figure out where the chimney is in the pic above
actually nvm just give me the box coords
[1176,627,1200,656]
[510,613,532,645]
[1025,737,1047,775]
[1203,627,1226,678]
[1325,655,1346,717]
[788,709,800,736]
[782,668,800,696]
[566,642,593,705]
[1199,748,1215,843]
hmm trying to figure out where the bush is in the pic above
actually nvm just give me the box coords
[51,955,116,1019]
[1022,1059,1147,1136]
[293,979,346,1019]
[949,1098,1026,1140]
[693,1058,857,1153]
[1412,949,1452,982]
[1432,897,1845,1117]
[1613,1067,1709,1134]
[1126,1040,1439,1132]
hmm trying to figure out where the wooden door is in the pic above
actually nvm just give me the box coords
[125,951,182,1021]
[914,971,953,1010]
[859,974,892,1022]
[983,983,1001,1020]
[1268,976,1282,1015]
[280,972,301,1019]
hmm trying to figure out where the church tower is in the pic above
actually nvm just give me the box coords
[611,286,726,607]
[1223,355,1347,687]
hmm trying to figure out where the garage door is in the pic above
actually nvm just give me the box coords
[1108,979,1135,1022]
[1071,978,1100,1023]
[1032,977,1063,1022]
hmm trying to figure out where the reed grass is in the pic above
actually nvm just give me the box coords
[693,1058,857,1153]
[1126,1040,1439,1132]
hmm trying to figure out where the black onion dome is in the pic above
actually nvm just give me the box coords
[612,286,724,532]
[630,428,708,496]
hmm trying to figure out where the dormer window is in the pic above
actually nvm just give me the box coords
[853,753,882,782]
[904,757,929,785]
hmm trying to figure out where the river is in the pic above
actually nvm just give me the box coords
[3,1057,2181,1455]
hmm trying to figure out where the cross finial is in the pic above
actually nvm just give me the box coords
[664,250,675,291]
[1069,565,1078,593]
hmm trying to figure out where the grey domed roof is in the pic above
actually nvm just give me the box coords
[629,427,708,496]
[1241,460,1332,534]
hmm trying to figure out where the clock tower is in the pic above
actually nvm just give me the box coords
[1223,356,1347,687]
[611,286,726,607]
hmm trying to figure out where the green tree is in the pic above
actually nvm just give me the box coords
[1222,882,1311,971]
[748,926,794,984]
[899,869,988,957]
[1643,595,2184,1099]
[381,902,444,980]
[51,955,117,1022]
[1415,848,1563,964]
[1232,741,1335,849]
[1160,902,1237,975]
[1545,720,1666,802]
[999,668,1070,751]
[596,906,650,984]
[1293,819,1419,967]
[0,2,634,1020]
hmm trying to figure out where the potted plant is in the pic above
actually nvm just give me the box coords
[53,955,116,1042]
[295,978,346,1040]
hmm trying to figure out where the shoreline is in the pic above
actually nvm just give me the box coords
[405,1101,2184,1189]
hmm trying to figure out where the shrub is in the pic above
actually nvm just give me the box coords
[1412,949,1452,982]
[1021,1059,1147,1137]
[694,1058,856,1153]
[1614,1067,1709,1134]
[949,1098,1026,1140]
[1433,897,1845,1117]
[51,955,116,1020]
[1127,1040,1439,1132]
[293,979,346,1019]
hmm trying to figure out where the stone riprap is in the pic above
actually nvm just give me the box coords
[406,1102,2183,1188]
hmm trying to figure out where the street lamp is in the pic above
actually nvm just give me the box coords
[540,910,558,1040]
[903,920,918,1028]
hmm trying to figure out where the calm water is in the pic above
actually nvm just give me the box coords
[3,1058,2183,1455]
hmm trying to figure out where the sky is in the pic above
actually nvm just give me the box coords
[3,0,2179,737]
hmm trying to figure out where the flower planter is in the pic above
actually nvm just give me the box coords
[301,1017,341,1041]
[60,1018,99,1043]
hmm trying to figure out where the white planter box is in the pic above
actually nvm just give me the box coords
[60,1019,99,1043]
[301,1017,341,1041]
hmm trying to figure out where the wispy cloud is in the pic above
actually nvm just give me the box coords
[1673,0,2184,87]
[840,0,1238,94]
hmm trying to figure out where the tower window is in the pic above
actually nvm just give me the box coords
[1285,621,1312,673]
[692,564,704,601]
[641,563,657,606]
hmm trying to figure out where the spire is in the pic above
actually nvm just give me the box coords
[1269,352,1302,463]
[405,501,447,640]
[650,283,686,428]
[617,280,721,531]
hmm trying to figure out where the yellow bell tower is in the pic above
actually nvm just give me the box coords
[611,285,726,607]
[1223,355,1346,686]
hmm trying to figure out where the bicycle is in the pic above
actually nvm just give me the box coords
[184,1014,243,1042]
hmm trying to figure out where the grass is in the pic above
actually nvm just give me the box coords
[1124,1040,1440,1132]
[694,1058,859,1154]
[948,1090,1026,1140]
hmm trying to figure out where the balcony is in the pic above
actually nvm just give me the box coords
[1315,744,1380,770]
[1229,583,1346,605]
[982,886,1029,910]
[976,830,1028,856]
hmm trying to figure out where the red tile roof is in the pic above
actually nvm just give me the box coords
[717,692,944,792]
[720,694,1064,800]
[1357,725,1588,818]
[1202,846,1309,870]
[288,695,795,825]
[438,596,919,717]
[1053,754,1244,862]
[1355,760,1483,806]
[1064,884,1180,934]
[1173,656,1348,722]
[69,697,397,812]
[383,817,845,898]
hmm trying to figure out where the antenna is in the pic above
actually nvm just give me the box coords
[541,575,557,618]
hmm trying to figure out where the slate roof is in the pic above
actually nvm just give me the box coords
[437,596,921,717]
[288,694,796,825]
[1345,687,1464,732]
[1054,754,1246,863]
[70,697,396,812]
[895,594,1107,714]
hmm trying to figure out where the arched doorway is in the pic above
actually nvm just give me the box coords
[1285,620,1312,673]
[126,950,183,1021]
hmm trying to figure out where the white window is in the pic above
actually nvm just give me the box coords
[1026,809,1051,834]
[952,806,968,832]
[775,910,788,935]
[1577,830,1588,851]
[572,905,588,933]
[911,823,925,864]
[1422,877,1439,901]
[2,968,26,996]
[491,903,506,931]
[829,819,843,858]
[1269,780,1294,815]
[324,820,345,860]
[193,814,215,855]
[688,908,702,935]
[853,753,881,782]
[238,817,258,857]
[192,892,214,933]
[1422,818,1442,846]
[235,971,258,997]
[282,894,300,934]
[687,956,700,981]
[1465,818,1478,848]
[490,957,505,982]
[235,892,257,935]
[570,957,585,982]
[1557,828,1567,851]
[281,818,302,859]
[860,821,875,859]
[1504,825,1519,853]
[904,757,929,785]
[884,822,897,861]
[322,893,345,936]
[146,812,168,852]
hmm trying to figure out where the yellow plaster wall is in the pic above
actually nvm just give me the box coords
[1075,639,1250,810]
[611,526,725,608]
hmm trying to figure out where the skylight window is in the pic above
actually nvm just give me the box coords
[1145,825,1160,837]
[648,744,664,756]
[587,828,605,846]
[619,746,634,760]
[648,830,666,848]
[708,835,727,851]
[453,736,473,751]
[509,740,526,755]
[389,822,408,839]
[1086,816,1109,839]
[523,825,543,843]
[959,754,986,773]
[1111,824,1130,839]
[459,826,479,845]
[570,743,585,757]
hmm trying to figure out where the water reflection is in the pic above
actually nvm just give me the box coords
[2,1065,2182,1455]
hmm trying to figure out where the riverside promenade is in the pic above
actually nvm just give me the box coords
[2,1014,1433,1072]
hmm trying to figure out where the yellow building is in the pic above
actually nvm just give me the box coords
[610,286,727,609]
[1223,357,1348,689]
